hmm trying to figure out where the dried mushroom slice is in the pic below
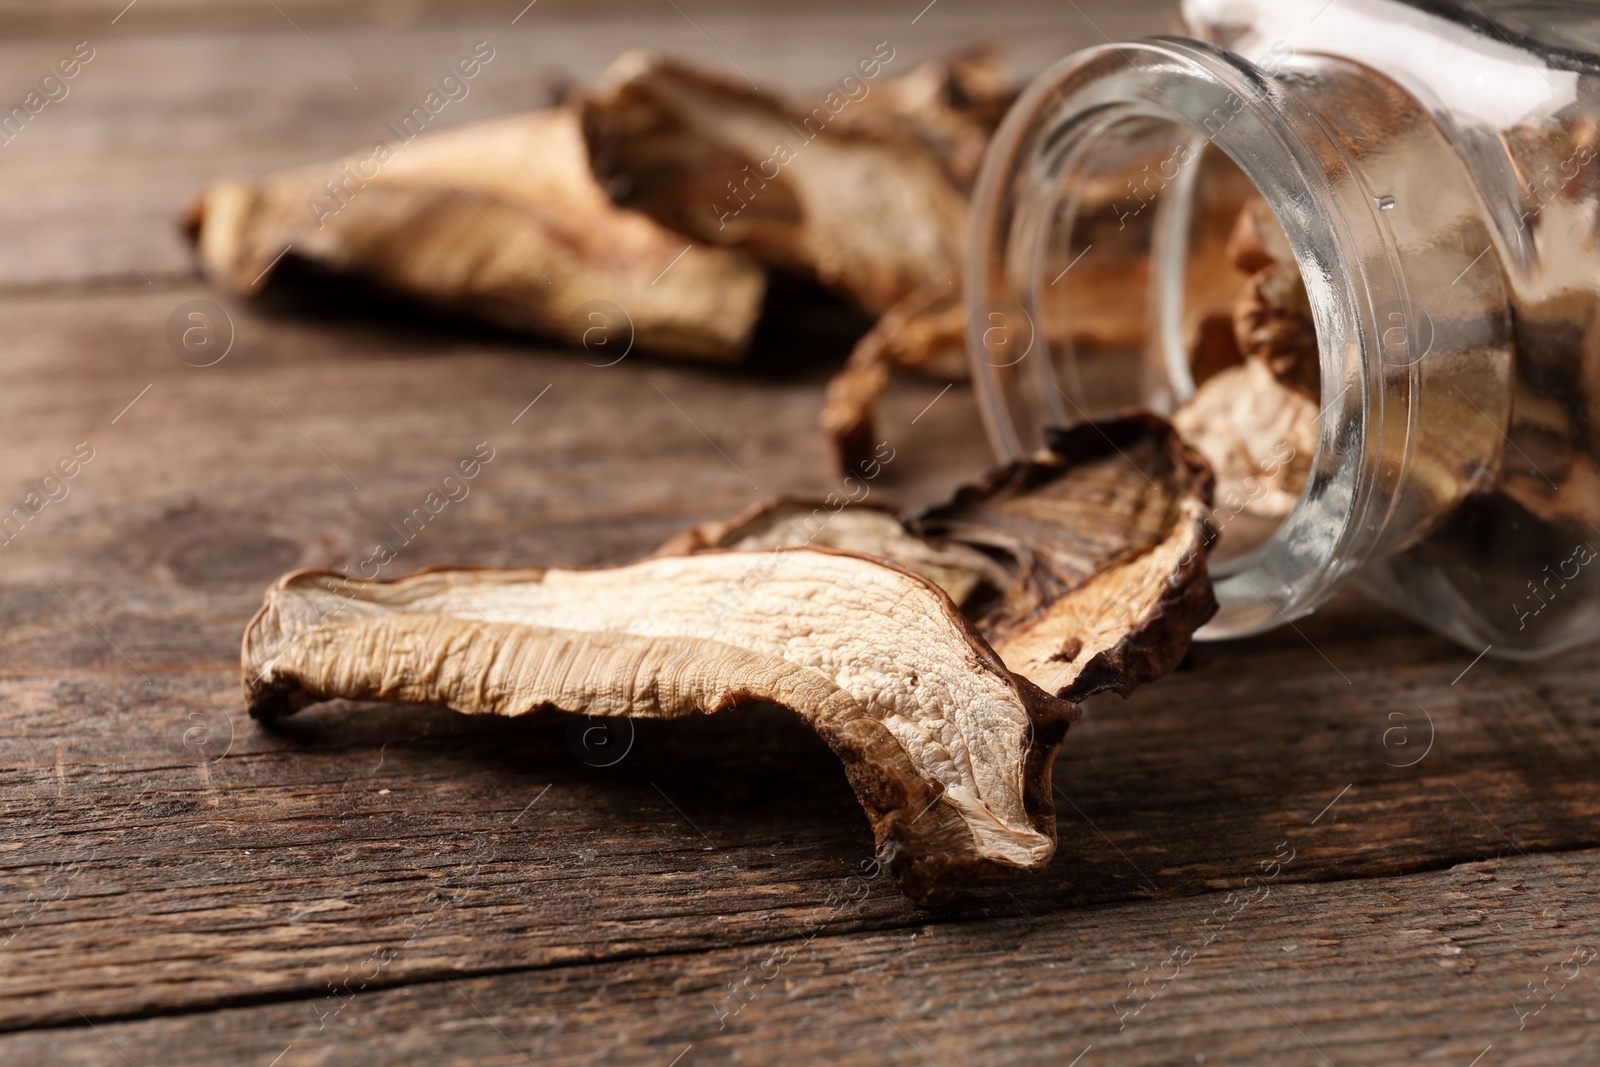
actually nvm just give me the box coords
[1187,311,1246,390]
[184,108,766,362]
[821,282,968,474]
[1493,288,1600,533]
[1235,262,1319,397]
[1501,452,1600,537]
[988,513,1214,699]
[580,52,967,316]
[853,46,1017,191]
[913,413,1217,700]
[1173,202,1318,541]
[243,551,1079,902]
[1225,195,1285,276]
[1226,198,1319,398]
[576,51,989,470]
[654,497,1009,608]
[1173,357,1317,523]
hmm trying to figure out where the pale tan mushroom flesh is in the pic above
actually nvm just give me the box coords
[185,108,766,362]
[662,417,1219,704]
[243,550,1079,902]
[654,497,1009,608]
[1170,196,1320,545]
[1173,357,1318,524]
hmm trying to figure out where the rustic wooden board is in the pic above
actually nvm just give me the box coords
[4,848,1596,1065]
[4,2,1599,1064]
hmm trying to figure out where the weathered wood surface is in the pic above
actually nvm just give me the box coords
[6,850,1597,1066]
[3,2,1599,1065]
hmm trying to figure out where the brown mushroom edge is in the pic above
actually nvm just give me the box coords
[241,550,1080,906]
[658,413,1220,705]
[914,412,1219,703]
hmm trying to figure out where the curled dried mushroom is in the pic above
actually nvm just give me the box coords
[579,51,968,317]
[244,551,1079,903]
[1226,198,1319,398]
[820,282,969,474]
[664,416,1220,701]
[914,413,1217,700]
[851,46,1018,192]
[184,108,766,362]
[578,51,997,471]
[241,414,1222,901]
[1168,198,1320,555]
[1235,261,1319,398]
[653,496,1006,608]
[1173,356,1317,526]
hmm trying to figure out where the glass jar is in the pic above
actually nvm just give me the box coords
[966,0,1600,657]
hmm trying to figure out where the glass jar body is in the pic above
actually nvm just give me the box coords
[967,0,1600,657]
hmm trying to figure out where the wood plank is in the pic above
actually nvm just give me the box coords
[2,286,1597,1033]
[4,846,1595,1065]
[0,2,1177,290]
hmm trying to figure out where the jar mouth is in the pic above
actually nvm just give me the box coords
[966,37,1418,639]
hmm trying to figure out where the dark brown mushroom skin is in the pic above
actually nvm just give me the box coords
[914,412,1218,702]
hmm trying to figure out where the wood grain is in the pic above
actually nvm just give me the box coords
[3,849,1595,1065]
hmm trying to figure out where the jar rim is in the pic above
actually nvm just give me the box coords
[966,36,1423,638]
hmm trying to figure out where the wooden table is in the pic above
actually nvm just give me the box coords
[2,2,1596,1063]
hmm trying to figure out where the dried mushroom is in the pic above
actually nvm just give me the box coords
[243,552,1079,903]
[912,413,1217,700]
[654,496,1008,608]
[1504,452,1600,531]
[184,108,766,362]
[1227,198,1319,398]
[580,51,969,317]
[852,46,1018,191]
[1167,199,1320,550]
[578,51,991,470]
[1492,289,1600,534]
[1235,262,1319,398]
[1187,311,1246,390]
[660,415,1219,702]
[241,415,1224,899]
[1173,356,1317,525]
[821,282,968,474]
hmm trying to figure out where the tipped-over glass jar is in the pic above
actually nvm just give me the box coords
[967,0,1600,658]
